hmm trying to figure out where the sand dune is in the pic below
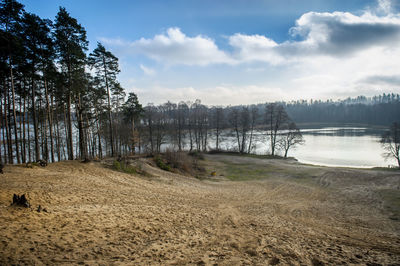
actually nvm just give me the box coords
[0,155,399,265]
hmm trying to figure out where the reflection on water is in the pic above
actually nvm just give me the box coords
[300,127,383,137]
[289,127,391,168]
[165,127,392,168]
[218,127,392,168]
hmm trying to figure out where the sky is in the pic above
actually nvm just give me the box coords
[20,0,400,106]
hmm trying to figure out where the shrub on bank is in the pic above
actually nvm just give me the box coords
[112,160,139,175]
[154,149,205,174]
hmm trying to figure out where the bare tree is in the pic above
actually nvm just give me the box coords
[211,106,224,151]
[176,102,188,151]
[380,122,400,168]
[279,122,304,158]
[265,103,289,156]
[247,105,258,153]
[228,106,250,153]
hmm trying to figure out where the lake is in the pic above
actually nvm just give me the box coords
[207,127,393,168]
[289,127,392,168]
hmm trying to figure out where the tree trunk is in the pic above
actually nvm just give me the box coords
[54,99,61,161]
[235,126,241,152]
[9,60,20,164]
[248,117,255,154]
[40,95,49,162]
[44,79,55,162]
[95,113,103,159]
[27,96,31,162]
[66,92,74,160]
[0,94,4,164]
[19,93,25,163]
[31,77,40,161]
[131,119,136,155]
[63,104,69,160]
[4,83,13,163]
[76,93,87,160]
[102,55,114,157]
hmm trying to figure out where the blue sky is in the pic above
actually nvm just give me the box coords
[20,0,400,105]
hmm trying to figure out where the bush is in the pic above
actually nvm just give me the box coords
[154,149,205,174]
[112,160,139,175]
[113,160,122,171]
[154,155,172,171]
[188,150,205,160]
[165,149,193,171]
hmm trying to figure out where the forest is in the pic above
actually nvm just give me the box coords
[1,0,399,165]
[284,94,400,125]
[0,1,143,164]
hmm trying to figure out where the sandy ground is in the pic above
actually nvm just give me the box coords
[0,154,399,265]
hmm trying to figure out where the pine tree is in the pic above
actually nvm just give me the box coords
[88,42,120,157]
[123,92,143,154]
[54,7,88,160]
[0,0,24,163]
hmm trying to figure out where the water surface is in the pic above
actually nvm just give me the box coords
[289,127,391,168]
[214,127,392,168]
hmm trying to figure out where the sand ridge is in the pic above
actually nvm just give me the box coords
[0,156,399,265]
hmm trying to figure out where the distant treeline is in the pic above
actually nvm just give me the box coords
[137,94,399,156]
[283,94,400,125]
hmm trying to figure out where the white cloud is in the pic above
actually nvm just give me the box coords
[132,84,286,106]
[139,64,155,75]
[377,0,392,14]
[131,28,233,65]
[285,11,400,56]
[229,33,283,64]
[102,9,400,65]
[228,10,400,64]
[99,37,128,46]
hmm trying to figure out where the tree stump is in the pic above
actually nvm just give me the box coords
[37,160,47,167]
[12,194,30,208]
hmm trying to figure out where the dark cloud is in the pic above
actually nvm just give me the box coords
[360,75,400,85]
[322,21,400,55]
[277,12,400,58]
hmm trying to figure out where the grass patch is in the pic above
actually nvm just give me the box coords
[218,161,316,181]
[154,155,172,172]
[223,163,275,181]
[201,154,323,184]
[112,160,148,176]
[370,167,400,172]
[208,150,286,160]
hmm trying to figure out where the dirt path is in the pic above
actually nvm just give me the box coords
[0,155,399,265]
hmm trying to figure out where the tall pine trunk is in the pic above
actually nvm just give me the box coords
[27,96,31,162]
[0,94,4,164]
[9,61,20,163]
[4,83,12,163]
[44,78,55,162]
[103,55,114,157]
[66,92,74,160]
[31,77,40,161]
[18,93,25,163]
[76,93,87,160]
[22,95,27,163]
